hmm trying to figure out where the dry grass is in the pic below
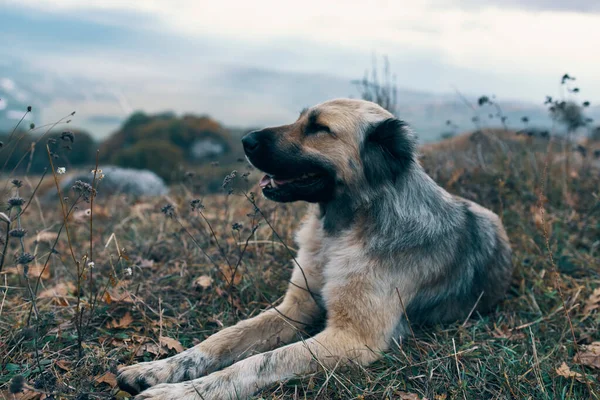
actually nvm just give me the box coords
[1,129,599,400]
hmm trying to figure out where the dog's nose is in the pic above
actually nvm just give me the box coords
[242,132,260,154]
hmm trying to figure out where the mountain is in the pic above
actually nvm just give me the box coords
[1,61,598,142]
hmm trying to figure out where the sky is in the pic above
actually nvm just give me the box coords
[1,0,599,139]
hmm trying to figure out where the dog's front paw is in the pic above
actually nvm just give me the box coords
[134,382,205,400]
[117,359,174,395]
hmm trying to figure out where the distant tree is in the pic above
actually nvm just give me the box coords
[0,129,96,174]
[99,112,234,181]
[110,140,184,181]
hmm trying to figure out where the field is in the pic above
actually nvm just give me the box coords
[1,128,599,399]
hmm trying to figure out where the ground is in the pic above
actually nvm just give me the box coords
[1,129,599,399]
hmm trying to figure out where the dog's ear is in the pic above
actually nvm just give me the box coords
[361,118,416,184]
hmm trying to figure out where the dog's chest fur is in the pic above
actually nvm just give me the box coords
[294,205,408,311]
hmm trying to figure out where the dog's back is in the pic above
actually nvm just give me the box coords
[404,196,513,325]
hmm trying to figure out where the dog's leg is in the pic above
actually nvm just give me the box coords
[117,276,322,395]
[134,277,404,400]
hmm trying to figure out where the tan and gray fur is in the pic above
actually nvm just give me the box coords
[118,99,513,399]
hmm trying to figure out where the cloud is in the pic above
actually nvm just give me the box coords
[2,0,600,138]
[447,0,600,13]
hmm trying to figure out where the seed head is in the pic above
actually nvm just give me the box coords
[222,170,238,193]
[190,199,204,211]
[72,180,94,202]
[11,179,23,188]
[8,196,25,209]
[9,229,27,238]
[17,252,35,265]
[61,131,75,143]
[161,204,175,218]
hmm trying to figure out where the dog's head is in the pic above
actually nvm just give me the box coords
[242,99,416,203]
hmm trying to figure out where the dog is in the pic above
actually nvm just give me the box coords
[117,99,513,399]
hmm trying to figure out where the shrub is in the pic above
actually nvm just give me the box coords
[109,139,184,181]
[0,129,96,174]
[99,112,234,181]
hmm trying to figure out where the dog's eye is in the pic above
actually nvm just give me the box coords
[306,123,331,135]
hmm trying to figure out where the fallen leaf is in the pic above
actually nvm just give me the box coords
[102,291,112,304]
[193,275,213,289]
[160,336,184,353]
[582,288,600,320]
[574,342,600,370]
[38,282,75,298]
[219,265,242,285]
[38,282,76,306]
[27,264,51,280]
[106,286,134,303]
[115,390,133,399]
[17,390,43,400]
[94,372,117,388]
[135,342,167,357]
[447,168,464,187]
[55,359,71,371]
[491,325,525,340]
[107,312,133,329]
[395,391,422,400]
[556,362,585,382]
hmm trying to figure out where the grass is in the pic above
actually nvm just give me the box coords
[0,126,599,400]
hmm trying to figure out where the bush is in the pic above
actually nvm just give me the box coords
[99,112,235,181]
[109,139,184,181]
[0,129,96,174]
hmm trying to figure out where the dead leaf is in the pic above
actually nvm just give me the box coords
[395,391,423,400]
[16,390,43,400]
[102,291,112,304]
[55,359,72,371]
[582,288,600,320]
[556,362,585,382]
[4,264,52,280]
[574,342,600,370]
[107,312,133,329]
[491,325,525,340]
[135,342,167,357]
[115,390,133,399]
[94,372,117,388]
[447,168,464,187]
[219,265,242,285]
[106,286,134,303]
[193,275,213,289]
[38,282,76,306]
[38,282,75,298]
[160,336,184,353]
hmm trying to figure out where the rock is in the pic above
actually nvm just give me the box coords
[57,166,168,199]
[190,137,227,160]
